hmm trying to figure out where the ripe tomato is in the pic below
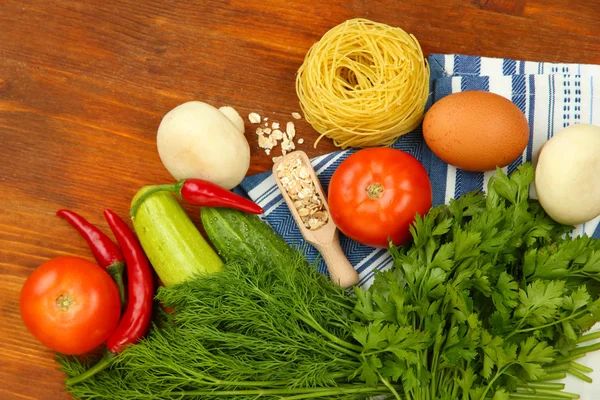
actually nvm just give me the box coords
[20,256,121,355]
[328,148,432,248]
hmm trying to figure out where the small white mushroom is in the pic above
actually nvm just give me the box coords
[157,101,250,190]
[219,106,245,133]
[535,123,600,225]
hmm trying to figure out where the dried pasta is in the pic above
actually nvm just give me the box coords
[296,18,430,149]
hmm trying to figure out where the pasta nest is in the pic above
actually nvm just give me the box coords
[296,18,430,149]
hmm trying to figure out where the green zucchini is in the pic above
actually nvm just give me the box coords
[131,186,223,287]
[200,207,298,268]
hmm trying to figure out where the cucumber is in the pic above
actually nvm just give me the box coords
[200,207,298,268]
[131,187,223,287]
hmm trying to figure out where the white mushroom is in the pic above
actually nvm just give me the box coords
[535,123,600,225]
[218,106,245,134]
[157,101,250,190]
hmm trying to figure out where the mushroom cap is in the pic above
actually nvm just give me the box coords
[157,101,250,190]
[535,123,600,225]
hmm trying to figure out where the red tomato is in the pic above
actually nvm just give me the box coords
[328,148,432,248]
[20,256,121,355]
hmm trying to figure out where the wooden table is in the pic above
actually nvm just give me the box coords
[2,1,600,398]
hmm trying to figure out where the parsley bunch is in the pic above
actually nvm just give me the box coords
[352,163,600,399]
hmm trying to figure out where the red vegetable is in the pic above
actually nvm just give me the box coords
[328,148,432,248]
[56,209,126,308]
[65,210,154,385]
[103,209,154,353]
[129,178,263,217]
[20,256,121,355]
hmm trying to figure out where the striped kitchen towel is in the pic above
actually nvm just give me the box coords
[238,54,600,287]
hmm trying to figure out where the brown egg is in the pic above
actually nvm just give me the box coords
[423,91,529,172]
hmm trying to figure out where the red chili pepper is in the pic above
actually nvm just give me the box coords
[103,209,154,353]
[129,178,264,217]
[56,209,126,309]
[65,210,154,386]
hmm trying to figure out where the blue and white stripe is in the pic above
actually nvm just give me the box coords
[238,54,600,287]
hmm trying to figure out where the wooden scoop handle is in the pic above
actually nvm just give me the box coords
[314,235,359,288]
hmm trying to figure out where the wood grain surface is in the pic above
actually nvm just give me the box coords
[1,0,600,398]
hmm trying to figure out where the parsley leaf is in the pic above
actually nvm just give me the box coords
[514,281,565,326]
[516,337,554,379]
[492,272,519,315]
[562,285,591,311]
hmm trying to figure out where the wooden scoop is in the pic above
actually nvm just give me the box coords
[273,151,359,288]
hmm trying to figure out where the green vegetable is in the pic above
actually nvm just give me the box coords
[351,163,600,399]
[59,164,600,400]
[200,206,297,268]
[130,186,223,287]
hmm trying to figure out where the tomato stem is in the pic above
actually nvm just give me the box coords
[55,294,74,311]
[366,183,384,199]
[64,350,116,386]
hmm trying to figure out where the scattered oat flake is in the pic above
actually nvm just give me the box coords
[271,129,283,140]
[286,122,296,138]
[248,112,261,124]
[281,137,295,152]
[258,135,274,150]
[272,156,283,163]
[256,112,304,161]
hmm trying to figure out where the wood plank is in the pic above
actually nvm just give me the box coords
[1,1,599,398]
